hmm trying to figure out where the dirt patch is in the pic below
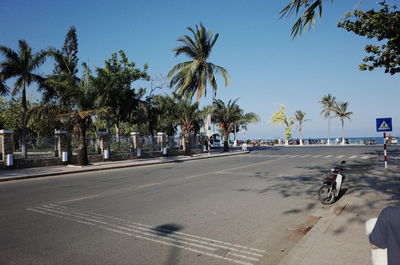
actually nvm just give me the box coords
[286,215,321,239]
[258,215,322,265]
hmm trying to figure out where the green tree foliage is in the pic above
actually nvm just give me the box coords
[338,2,400,75]
[269,104,294,141]
[0,98,23,136]
[168,23,230,100]
[0,40,47,158]
[93,50,149,141]
[0,75,9,96]
[153,94,179,136]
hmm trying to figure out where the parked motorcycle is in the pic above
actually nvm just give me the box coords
[318,161,346,204]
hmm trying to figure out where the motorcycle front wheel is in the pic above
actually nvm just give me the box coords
[318,185,336,204]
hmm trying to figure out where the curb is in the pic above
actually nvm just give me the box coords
[0,151,249,183]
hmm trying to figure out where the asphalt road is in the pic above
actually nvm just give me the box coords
[0,146,385,265]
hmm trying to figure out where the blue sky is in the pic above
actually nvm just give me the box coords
[1,0,399,139]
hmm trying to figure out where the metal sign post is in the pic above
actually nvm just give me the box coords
[383,132,388,168]
[376,118,392,169]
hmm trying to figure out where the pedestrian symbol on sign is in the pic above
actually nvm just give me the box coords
[379,121,391,131]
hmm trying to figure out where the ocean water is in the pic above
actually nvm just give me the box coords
[261,137,393,145]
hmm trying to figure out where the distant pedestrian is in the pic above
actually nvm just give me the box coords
[369,206,400,265]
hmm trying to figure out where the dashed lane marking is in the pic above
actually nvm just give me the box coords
[138,182,166,188]
[59,194,99,204]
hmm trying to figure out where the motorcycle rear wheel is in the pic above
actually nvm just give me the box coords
[318,185,336,204]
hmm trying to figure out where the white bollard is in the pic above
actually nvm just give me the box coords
[163,147,167,155]
[104,149,110,159]
[136,148,141,157]
[62,152,68,162]
[6,154,13,166]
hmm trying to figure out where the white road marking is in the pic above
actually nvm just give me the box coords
[312,155,322,158]
[348,155,357,159]
[289,155,299,158]
[28,204,264,265]
[336,155,345,158]
[324,155,332,158]
[138,182,165,188]
[301,155,311,158]
[361,155,369,159]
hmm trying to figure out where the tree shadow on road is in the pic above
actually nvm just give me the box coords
[235,150,400,235]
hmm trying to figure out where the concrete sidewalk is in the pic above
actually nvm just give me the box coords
[0,150,249,182]
[279,158,400,265]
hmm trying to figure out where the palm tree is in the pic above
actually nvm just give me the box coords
[168,23,230,100]
[212,99,259,152]
[333,101,353,144]
[319,94,336,145]
[233,111,260,145]
[58,64,102,165]
[0,40,47,158]
[294,110,308,145]
[173,95,203,155]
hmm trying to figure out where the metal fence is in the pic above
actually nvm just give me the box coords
[9,134,203,160]
[71,137,98,155]
[110,136,132,154]
[14,137,56,159]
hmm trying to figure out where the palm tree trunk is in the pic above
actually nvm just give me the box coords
[233,125,237,146]
[300,126,303,145]
[115,123,120,148]
[327,117,331,145]
[77,118,88,165]
[183,132,191,156]
[341,119,345,145]
[223,131,229,152]
[67,118,73,158]
[21,86,28,159]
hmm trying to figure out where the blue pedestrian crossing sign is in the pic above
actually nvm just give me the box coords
[376,118,392,132]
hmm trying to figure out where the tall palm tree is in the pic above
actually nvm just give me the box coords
[58,64,102,165]
[0,40,47,158]
[294,110,309,145]
[333,101,353,144]
[168,23,230,100]
[319,94,336,145]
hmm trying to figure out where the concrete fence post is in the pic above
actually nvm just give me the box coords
[55,130,68,162]
[0,130,14,166]
[97,131,110,160]
[130,132,141,157]
[157,132,167,155]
